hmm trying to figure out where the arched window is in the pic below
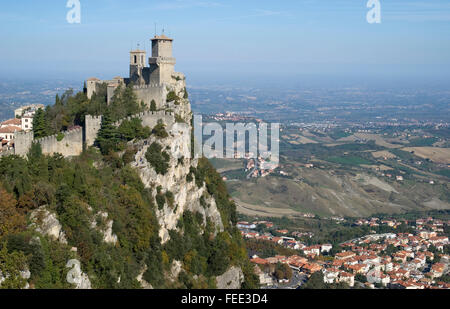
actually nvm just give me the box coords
[134,55,137,64]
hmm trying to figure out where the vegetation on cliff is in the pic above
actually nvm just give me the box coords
[0,86,257,289]
[32,83,145,140]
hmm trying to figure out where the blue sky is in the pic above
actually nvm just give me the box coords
[0,0,449,85]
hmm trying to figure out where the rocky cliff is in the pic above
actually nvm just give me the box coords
[0,75,257,289]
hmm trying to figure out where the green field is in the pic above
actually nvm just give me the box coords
[326,156,373,166]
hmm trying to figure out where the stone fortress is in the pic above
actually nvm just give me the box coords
[86,33,183,108]
[9,33,190,158]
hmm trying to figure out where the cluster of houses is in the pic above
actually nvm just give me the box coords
[245,156,277,178]
[355,216,446,234]
[239,216,450,289]
[0,104,42,152]
[209,112,260,123]
[327,230,449,289]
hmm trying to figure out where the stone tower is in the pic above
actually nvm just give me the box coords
[149,34,176,85]
[129,49,147,85]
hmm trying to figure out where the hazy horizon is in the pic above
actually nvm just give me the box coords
[1,0,450,88]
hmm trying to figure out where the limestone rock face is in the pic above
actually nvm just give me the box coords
[136,265,153,289]
[169,260,183,281]
[133,120,224,244]
[131,74,226,244]
[102,220,118,245]
[0,269,31,289]
[165,76,192,122]
[30,206,68,244]
[66,259,92,289]
[90,211,118,245]
[216,267,244,289]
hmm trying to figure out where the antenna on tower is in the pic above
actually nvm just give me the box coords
[154,23,157,36]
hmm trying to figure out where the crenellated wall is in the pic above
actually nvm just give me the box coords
[113,110,175,129]
[11,110,175,158]
[85,115,103,147]
[14,131,34,156]
[35,127,83,157]
[133,84,168,109]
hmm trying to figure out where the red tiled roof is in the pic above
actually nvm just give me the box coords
[0,126,22,134]
[250,257,269,265]
[1,118,21,126]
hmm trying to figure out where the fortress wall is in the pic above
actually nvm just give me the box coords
[14,131,34,157]
[140,110,175,129]
[86,80,98,99]
[85,115,103,147]
[0,149,15,157]
[107,85,116,105]
[14,92,174,158]
[112,110,175,129]
[160,62,175,85]
[36,127,83,157]
[133,84,167,109]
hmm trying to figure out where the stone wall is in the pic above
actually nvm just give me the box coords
[84,115,102,147]
[35,127,83,157]
[12,110,174,159]
[14,131,34,157]
[86,80,99,99]
[107,85,116,105]
[113,110,175,129]
[0,148,15,158]
[133,84,167,109]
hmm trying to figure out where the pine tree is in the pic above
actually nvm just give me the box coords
[123,83,140,117]
[33,108,48,139]
[95,110,121,155]
[150,100,157,112]
[0,242,28,289]
[55,94,61,106]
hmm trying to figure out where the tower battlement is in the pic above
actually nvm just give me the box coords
[86,33,180,109]
[133,83,161,89]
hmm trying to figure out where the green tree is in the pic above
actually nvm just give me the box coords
[95,110,122,155]
[0,185,25,237]
[0,242,28,289]
[118,118,151,141]
[301,271,326,289]
[355,273,367,283]
[145,142,170,175]
[33,108,49,139]
[152,120,169,139]
[150,100,157,112]
[110,83,143,121]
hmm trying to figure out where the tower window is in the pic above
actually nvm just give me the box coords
[134,55,137,63]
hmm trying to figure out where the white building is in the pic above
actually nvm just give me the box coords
[367,269,390,287]
[21,115,33,131]
[321,244,333,253]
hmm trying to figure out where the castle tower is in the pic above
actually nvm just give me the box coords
[129,49,147,85]
[149,34,176,85]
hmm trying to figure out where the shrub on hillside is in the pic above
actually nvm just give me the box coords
[145,142,170,175]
